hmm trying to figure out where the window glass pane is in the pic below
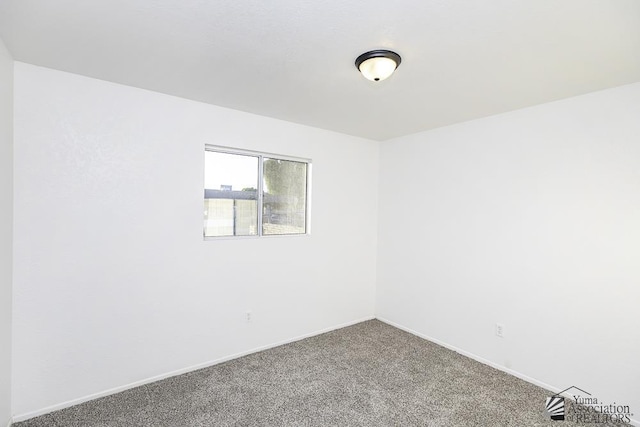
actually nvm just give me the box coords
[262,158,307,235]
[204,151,258,237]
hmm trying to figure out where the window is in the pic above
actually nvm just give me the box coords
[204,146,310,238]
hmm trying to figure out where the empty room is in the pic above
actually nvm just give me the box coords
[1,1,639,426]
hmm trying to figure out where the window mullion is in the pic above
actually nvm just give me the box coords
[257,155,264,236]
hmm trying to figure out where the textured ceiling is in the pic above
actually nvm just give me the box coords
[1,0,639,141]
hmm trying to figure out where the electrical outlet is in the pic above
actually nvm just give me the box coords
[496,323,504,338]
[245,310,252,322]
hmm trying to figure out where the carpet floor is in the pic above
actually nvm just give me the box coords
[15,320,619,426]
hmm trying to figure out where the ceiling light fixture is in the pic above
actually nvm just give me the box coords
[355,50,402,82]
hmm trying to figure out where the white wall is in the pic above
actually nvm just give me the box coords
[377,83,640,418]
[12,62,379,417]
[0,38,14,427]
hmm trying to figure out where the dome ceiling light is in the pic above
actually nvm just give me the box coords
[355,50,402,82]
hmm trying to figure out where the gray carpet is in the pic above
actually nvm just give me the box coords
[15,320,618,426]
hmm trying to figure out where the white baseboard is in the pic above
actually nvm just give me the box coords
[376,317,640,427]
[376,317,559,390]
[12,315,375,423]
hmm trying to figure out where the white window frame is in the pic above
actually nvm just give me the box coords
[204,145,312,239]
